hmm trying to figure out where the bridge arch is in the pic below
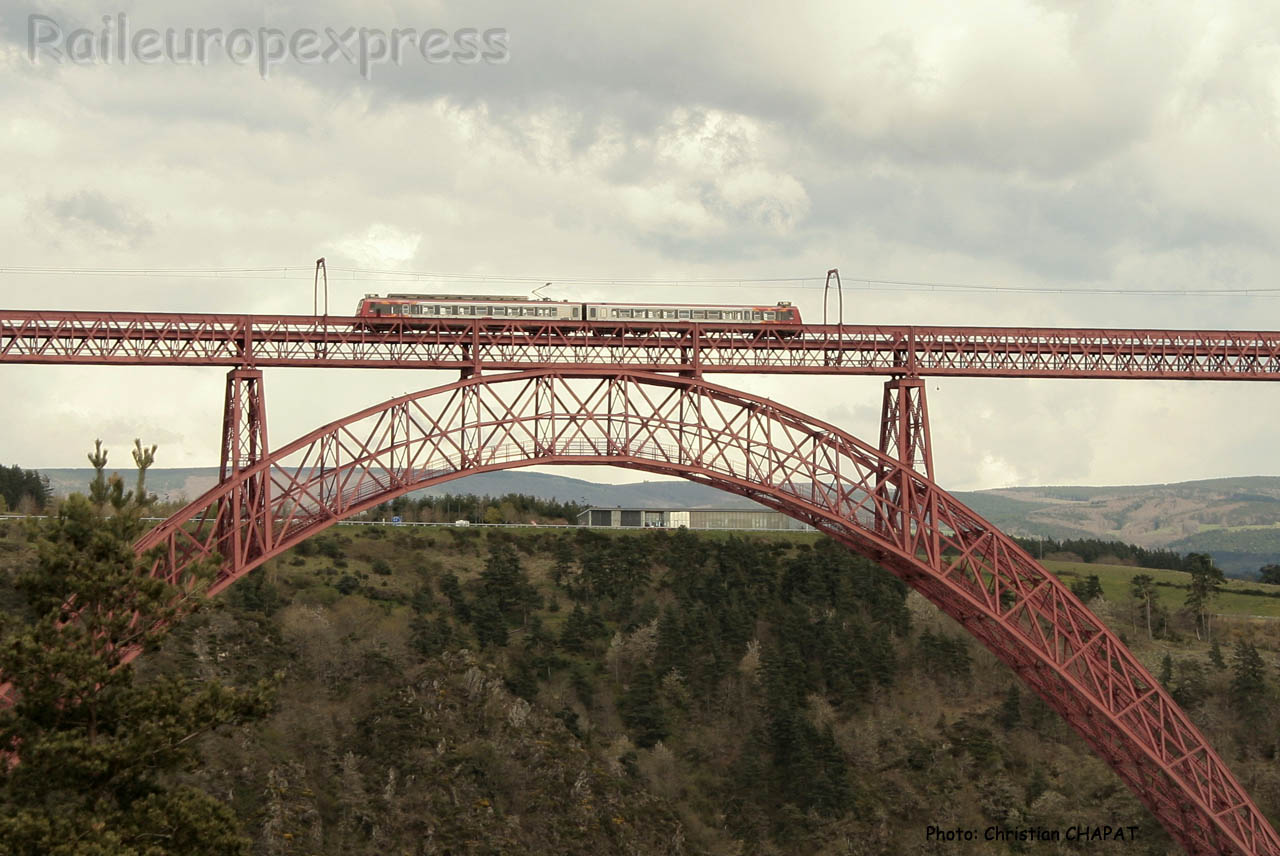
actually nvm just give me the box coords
[138,368,1278,856]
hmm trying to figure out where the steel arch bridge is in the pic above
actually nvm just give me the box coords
[5,307,1280,854]
[125,367,1278,856]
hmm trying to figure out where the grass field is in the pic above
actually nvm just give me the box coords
[1043,560,1280,618]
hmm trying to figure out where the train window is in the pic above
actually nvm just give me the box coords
[764,312,775,320]
[492,306,506,316]
[752,311,763,320]
[678,310,691,319]
[589,308,597,318]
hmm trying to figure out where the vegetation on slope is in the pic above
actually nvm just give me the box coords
[7,514,1280,853]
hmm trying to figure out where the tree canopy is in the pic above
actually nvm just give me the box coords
[0,441,272,855]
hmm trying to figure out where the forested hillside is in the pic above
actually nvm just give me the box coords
[3,520,1280,854]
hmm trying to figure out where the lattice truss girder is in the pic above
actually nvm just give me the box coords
[5,311,1280,378]
[132,369,1278,856]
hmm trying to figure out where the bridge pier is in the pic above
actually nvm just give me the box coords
[217,369,272,567]
[878,376,933,479]
[876,376,940,563]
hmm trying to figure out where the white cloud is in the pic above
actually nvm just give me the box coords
[334,223,423,268]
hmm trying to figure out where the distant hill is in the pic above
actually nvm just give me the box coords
[953,476,1280,576]
[37,467,762,510]
[38,467,1280,576]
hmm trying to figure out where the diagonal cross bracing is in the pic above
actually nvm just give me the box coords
[116,368,1280,856]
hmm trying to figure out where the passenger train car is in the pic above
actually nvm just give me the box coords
[355,294,802,328]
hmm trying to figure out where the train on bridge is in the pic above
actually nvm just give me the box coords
[355,293,803,328]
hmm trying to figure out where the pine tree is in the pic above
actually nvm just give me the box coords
[551,536,575,587]
[559,603,591,653]
[479,540,539,627]
[811,725,851,815]
[471,595,509,649]
[1230,640,1267,718]
[1208,640,1226,670]
[409,615,453,658]
[438,572,470,622]
[997,684,1022,730]
[1185,553,1225,641]
[1158,653,1173,687]
[1082,575,1104,601]
[617,666,667,748]
[0,441,272,855]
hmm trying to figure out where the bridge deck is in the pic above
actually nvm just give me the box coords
[3,309,1280,378]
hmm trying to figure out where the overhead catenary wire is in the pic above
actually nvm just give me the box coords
[0,264,1276,297]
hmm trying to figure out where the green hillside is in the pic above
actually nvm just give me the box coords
[1046,560,1280,618]
[7,518,1280,855]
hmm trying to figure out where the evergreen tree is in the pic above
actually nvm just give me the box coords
[616,666,667,748]
[0,441,272,855]
[811,725,852,815]
[0,464,51,513]
[438,572,470,622]
[1158,653,1173,687]
[1185,553,1225,641]
[1071,574,1104,602]
[559,603,592,653]
[1171,659,1207,709]
[997,684,1022,731]
[551,536,575,586]
[1230,640,1267,719]
[471,595,509,649]
[1208,640,1226,671]
[409,615,453,658]
[480,541,528,616]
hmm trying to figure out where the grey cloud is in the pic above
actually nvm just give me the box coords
[35,190,154,250]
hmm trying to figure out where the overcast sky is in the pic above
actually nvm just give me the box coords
[2,1,1280,491]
